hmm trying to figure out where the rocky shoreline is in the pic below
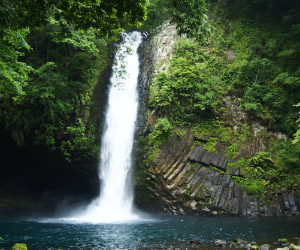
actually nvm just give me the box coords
[163,237,300,250]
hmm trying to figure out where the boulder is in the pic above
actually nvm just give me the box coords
[274,248,289,250]
[214,239,227,247]
[202,206,210,212]
[290,244,300,250]
[10,244,28,250]
[279,238,288,244]
[260,244,271,250]
[244,244,252,250]
[277,240,290,247]
[251,245,259,250]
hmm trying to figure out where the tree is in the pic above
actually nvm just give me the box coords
[140,0,210,43]
[168,0,210,43]
[0,0,147,37]
[0,28,32,98]
[0,0,148,98]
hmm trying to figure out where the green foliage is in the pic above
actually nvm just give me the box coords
[157,117,173,134]
[226,144,239,159]
[147,117,173,147]
[60,118,99,162]
[209,165,224,175]
[0,28,33,97]
[204,137,218,153]
[144,0,300,197]
[192,118,300,196]
[149,38,222,126]
[208,2,300,137]
[176,129,186,140]
[193,120,251,157]
[0,0,148,153]
[138,0,211,43]
[0,0,147,38]
[168,0,211,43]
[272,140,300,175]
[0,17,108,162]
[293,102,300,144]
[228,154,271,197]
[233,176,268,197]
[138,0,172,31]
[144,117,173,163]
[228,145,300,196]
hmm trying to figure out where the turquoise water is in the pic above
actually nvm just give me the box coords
[0,214,299,249]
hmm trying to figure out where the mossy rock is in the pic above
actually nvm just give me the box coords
[251,245,259,250]
[11,243,28,250]
[279,238,288,243]
[290,244,300,250]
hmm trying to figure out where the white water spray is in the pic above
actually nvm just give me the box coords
[77,32,142,223]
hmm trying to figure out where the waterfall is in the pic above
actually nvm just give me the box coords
[78,32,142,223]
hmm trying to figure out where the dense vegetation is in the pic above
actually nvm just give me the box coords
[0,0,209,202]
[1,0,300,204]
[145,0,300,196]
[0,0,208,164]
[2,20,109,164]
[0,0,150,167]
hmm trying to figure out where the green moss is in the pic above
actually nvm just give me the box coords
[176,129,187,140]
[209,165,225,175]
[143,117,173,164]
[204,137,218,153]
[11,243,28,250]
[184,185,193,198]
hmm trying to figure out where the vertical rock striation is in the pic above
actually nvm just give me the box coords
[136,124,300,216]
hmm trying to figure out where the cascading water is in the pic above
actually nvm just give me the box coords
[78,32,142,223]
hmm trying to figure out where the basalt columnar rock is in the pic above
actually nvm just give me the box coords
[134,22,300,217]
[136,21,180,136]
[135,121,300,216]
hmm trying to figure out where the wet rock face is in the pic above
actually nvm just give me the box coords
[135,21,179,136]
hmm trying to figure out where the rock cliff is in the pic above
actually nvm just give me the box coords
[134,22,300,217]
